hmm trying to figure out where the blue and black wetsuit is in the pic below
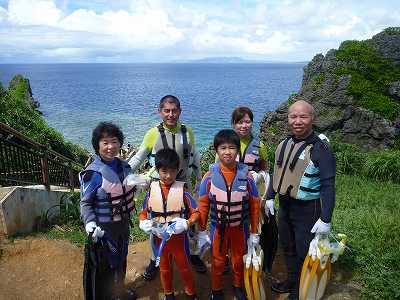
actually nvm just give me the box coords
[267,131,336,290]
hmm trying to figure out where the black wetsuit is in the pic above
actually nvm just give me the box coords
[266,131,336,292]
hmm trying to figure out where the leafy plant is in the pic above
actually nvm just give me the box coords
[334,39,400,120]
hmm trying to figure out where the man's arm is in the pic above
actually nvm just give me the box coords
[128,128,157,172]
[313,142,336,223]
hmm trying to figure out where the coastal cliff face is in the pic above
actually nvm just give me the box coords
[0,75,88,164]
[259,27,400,150]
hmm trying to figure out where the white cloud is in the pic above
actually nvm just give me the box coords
[0,0,398,62]
[8,0,61,26]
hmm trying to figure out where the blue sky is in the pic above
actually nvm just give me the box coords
[0,0,398,63]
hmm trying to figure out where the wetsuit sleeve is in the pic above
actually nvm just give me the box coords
[183,188,200,226]
[139,192,150,221]
[80,170,102,225]
[198,172,212,231]
[265,173,276,201]
[312,142,336,223]
[247,174,261,234]
[128,127,156,172]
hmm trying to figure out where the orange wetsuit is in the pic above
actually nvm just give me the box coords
[140,182,200,296]
[198,162,260,291]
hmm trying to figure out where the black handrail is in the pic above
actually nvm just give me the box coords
[0,122,83,189]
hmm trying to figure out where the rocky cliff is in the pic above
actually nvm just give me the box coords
[259,27,400,150]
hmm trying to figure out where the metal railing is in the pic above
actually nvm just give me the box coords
[0,122,83,189]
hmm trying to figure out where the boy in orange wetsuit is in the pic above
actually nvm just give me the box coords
[197,129,260,300]
[139,149,199,300]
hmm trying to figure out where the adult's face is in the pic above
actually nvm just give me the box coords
[98,136,120,161]
[233,113,253,139]
[159,101,181,129]
[288,101,314,139]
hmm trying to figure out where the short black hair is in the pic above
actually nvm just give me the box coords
[91,122,124,154]
[159,95,181,110]
[213,129,240,151]
[155,148,180,170]
[231,106,254,124]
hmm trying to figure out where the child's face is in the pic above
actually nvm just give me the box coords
[216,143,238,167]
[98,135,120,161]
[158,167,178,185]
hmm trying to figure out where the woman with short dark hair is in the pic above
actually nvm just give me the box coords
[80,121,137,300]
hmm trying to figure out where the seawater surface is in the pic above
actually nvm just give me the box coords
[0,63,304,150]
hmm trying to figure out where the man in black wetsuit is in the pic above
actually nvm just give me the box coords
[263,100,336,300]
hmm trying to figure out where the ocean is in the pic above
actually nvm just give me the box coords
[0,63,304,151]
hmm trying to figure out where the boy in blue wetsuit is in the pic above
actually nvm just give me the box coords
[80,122,137,300]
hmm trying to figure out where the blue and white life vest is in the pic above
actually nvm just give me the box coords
[82,156,136,223]
[208,162,250,227]
[237,137,261,172]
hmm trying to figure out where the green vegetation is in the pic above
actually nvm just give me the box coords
[287,92,298,106]
[334,40,400,120]
[0,75,89,164]
[332,141,400,183]
[36,190,148,247]
[334,175,400,299]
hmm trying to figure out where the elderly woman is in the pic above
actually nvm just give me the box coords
[80,121,137,300]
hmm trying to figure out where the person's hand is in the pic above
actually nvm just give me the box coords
[248,233,260,248]
[311,218,331,234]
[85,221,97,235]
[85,221,104,242]
[264,199,275,216]
[197,230,211,252]
[171,217,189,234]
[139,219,153,234]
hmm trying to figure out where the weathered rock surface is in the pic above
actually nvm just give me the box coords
[260,28,400,150]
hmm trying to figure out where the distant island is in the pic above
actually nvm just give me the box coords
[177,57,307,64]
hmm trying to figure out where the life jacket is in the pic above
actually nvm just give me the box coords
[81,156,136,223]
[272,134,322,201]
[237,137,261,172]
[147,181,187,224]
[148,123,192,182]
[208,162,250,228]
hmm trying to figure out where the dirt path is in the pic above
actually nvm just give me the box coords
[0,236,359,299]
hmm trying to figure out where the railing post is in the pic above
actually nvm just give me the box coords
[68,162,75,191]
[41,148,50,190]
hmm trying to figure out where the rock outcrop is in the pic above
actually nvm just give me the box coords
[260,27,400,150]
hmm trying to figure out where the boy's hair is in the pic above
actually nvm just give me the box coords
[159,95,181,110]
[91,122,124,154]
[231,106,254,124]
[155,148,180,170]
[213,129,240,150]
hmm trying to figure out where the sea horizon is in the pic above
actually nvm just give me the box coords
[0,63,304,151]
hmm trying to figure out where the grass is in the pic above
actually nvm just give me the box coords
[334,175,400,299]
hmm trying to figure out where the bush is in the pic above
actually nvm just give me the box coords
[332,141,366,176]
[335,40,400,120]
[0,75,89,165]
[363,150,400,183]
[200,144,216,175]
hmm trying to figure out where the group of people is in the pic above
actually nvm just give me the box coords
[80,95,336,300]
